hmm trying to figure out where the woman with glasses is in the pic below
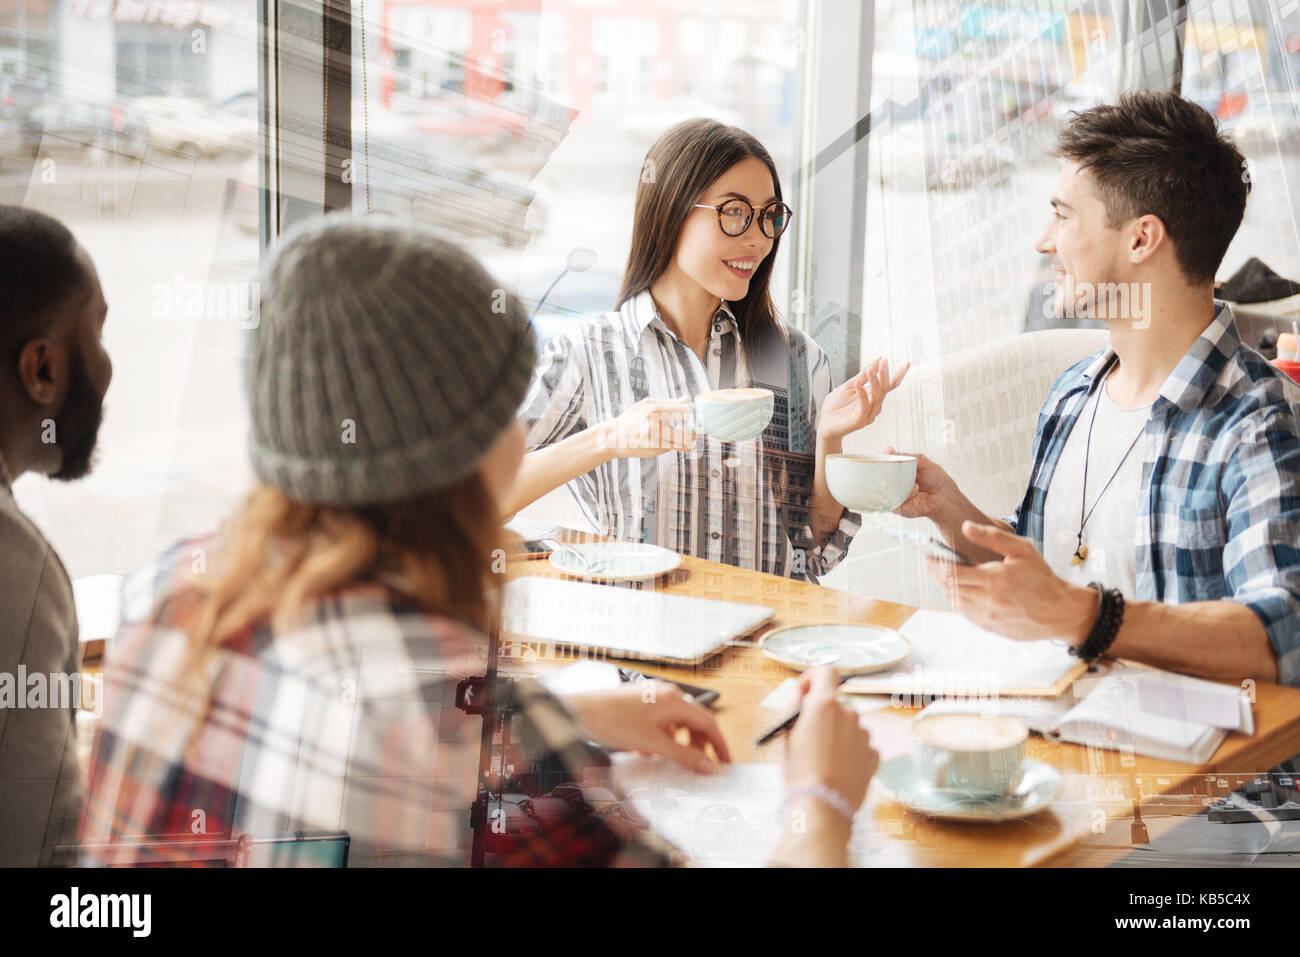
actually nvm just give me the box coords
[80,215,878,868]
[507,119,907,581]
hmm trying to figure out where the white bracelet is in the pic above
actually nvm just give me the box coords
[784,784,857,824]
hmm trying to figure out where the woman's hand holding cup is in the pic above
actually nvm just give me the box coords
[598,397,698,459]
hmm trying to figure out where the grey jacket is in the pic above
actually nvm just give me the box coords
[0,456,84,865]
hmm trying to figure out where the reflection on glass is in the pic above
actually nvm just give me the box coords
[350,0,802,343]
[0,0,259,578]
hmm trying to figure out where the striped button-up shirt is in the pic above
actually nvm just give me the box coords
[1011,303,1300,686]
[520,291,858,582]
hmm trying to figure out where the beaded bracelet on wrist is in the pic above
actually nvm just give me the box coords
[783,784,857,824]
[1068,581,1124,663]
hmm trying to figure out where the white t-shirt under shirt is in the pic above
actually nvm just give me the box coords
[1042,375,1151,598]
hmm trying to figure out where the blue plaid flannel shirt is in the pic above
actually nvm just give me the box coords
[1010,303,1300,687]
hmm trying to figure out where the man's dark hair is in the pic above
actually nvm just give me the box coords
[0,205,90,368]
[1051,91,1250,285]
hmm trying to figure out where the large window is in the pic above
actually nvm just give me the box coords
[1182,0,1300,285]
[855,0,1299,366]
[348,0,803,344]
[859,0,1128,365]
[4,0,259,581]
[3,0,1299,587]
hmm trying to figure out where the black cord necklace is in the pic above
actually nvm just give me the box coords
[1072,372,1147,566]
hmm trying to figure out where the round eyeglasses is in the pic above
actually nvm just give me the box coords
[694,199,793,239]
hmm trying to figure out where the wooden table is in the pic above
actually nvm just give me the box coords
[505,549,1300,867]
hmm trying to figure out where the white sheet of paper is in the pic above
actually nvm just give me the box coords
[760,678,894,713]
[759,678,801,711]
[1062,666,1217,751]
[612,753,788,867]
[1135,669,1254,734]
[841,609,1077,697]
[612,716,913,867]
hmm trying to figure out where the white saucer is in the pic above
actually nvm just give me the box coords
[548,542,682,582]
[761,623,911,675]
[874,754,1061,822]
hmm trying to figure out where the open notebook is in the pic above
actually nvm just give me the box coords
[921,662,1254,765]
[611,708,916,868]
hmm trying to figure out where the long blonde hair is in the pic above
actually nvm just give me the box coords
[104,470,506,830]
[173,474,501,655]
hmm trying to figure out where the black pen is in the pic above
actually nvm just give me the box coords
[754,670,857,747]
[618,667,721,708]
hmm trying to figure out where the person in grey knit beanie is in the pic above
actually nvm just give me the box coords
[247,213,537,506]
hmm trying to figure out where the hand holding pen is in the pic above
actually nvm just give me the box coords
[777,666,879,820]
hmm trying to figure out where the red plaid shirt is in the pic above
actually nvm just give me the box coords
[80,539,676,867]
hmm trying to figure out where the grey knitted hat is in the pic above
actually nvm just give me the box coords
[247,214,536,506]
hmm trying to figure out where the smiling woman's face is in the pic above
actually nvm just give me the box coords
[671,156,776,303]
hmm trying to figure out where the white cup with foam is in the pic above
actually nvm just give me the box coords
[913,714,1028,796]
[691,387,774,442]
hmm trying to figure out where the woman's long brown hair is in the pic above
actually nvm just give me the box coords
[617,119,786,344]
[133,473,504,781]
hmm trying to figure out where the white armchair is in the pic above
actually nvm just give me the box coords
[819,328,1110,608]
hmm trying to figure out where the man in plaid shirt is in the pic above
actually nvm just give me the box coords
[893,92,1300,687]
[79,539,679,868]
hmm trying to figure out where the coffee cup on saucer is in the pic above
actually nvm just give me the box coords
[691,387,774,442]
[824,452,917,512]
[912,713,1028,796]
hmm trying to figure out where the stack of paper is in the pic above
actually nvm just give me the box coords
[842,609,1084,699]
[1054,669,1224,764]
[1131,667,1254,734]
[918,694,1078,733]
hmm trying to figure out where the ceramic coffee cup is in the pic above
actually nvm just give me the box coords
[691,387,774,442]
[824,452,917,512]
[913,714,1028,796]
